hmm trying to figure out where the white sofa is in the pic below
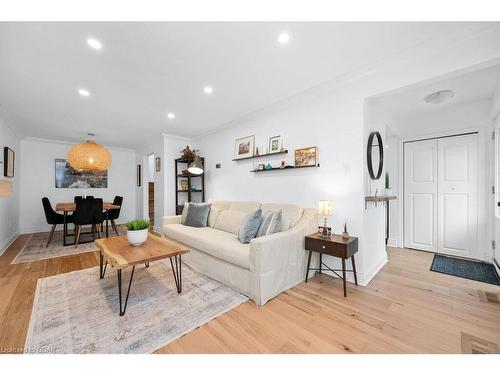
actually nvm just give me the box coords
[161,199,317,305]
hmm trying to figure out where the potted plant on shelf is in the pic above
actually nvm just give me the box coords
[125,219,150,246]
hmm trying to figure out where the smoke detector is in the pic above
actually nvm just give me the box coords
[424,90,455,104]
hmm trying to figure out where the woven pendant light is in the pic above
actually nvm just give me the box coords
[67,140,112,171]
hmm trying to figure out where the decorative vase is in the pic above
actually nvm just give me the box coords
[180,180,188,190]
[127,229,148,246]
[342,232,349,239]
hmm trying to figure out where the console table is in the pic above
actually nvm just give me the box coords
[304,233,358,297]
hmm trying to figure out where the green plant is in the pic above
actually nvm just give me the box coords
[125,219,150,231]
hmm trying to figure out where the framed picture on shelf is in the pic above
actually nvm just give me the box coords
[155,157,161,172]
[268,135,282,154]
[317,226,332,237]
[295,146,317,167]
[233,135,255,159]
[3,147,15,177]
[136,165,141,186]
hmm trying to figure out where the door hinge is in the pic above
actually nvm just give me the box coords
[492,240,496,250]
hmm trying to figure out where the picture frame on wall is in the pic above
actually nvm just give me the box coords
[137,165,141,187]
[55,159,107,188]
[268,135,283,154]
[3,147,14,178]
[294,146,318,167]
[155,157,161,172]
[233,135,255,160]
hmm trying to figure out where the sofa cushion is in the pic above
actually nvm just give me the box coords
[214,210,248,234]
[261,203,303,231]
[208,207,221,228]
[229,201,261,213]
[256,210,282,237]
[184,202,211,227]
[164,224,250,269]
[238,209,262,244]
[207,199,231,210]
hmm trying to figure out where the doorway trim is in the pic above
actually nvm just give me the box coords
[142,153,155,222]
[398,126,490,261]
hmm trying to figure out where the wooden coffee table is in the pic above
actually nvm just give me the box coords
[95,234,190,316]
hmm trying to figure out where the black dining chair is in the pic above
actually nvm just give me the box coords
[73,198,104,248]
[42,197,73,247]
[74,196,94,203]
[107,196,123,236]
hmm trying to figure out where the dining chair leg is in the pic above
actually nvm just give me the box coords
[46,224,56,247]
[111,220,119,236]
[92,224,96,240]
[96,224,102,239]
[75,225,81,249]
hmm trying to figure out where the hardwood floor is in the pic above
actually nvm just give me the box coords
[1,233,500,354]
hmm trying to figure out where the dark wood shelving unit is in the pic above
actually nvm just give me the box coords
[175,156,205,215]
[232,150,288,161]
[250,164,320,172]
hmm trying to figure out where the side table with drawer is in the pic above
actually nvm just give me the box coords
[304,233,359,297]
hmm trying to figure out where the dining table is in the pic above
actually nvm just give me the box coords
[55,202,121,246]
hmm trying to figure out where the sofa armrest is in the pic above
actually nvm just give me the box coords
[249,212,316,274]
[161,215,181,227]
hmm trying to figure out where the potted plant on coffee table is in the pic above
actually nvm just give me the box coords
[125,219,150,246]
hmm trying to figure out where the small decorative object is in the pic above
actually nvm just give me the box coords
[342,222,349,239]
[233,135,255,159]
[191,184,197,190]
[181,169,189,175]
[268,135,283,154]
[3,147,15,177]
[136,165,141,187]
[318,200,333,237]
[125,219,150,246]
[180,180,188,190]
[265,163,272,170]
[295,146,317,167]
[255,147,260,156]
[180,145,198,159]
[155,157,161,172]
[258,163,265,171]
[317,226,332,237]
[280,160,286,169]
[188,154,204,175]
[384,172,392,196]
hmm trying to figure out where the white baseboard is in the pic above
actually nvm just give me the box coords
[359,255,388,286]
[153,225,161,234]
[0,231,20,256]
[386,238,398,247]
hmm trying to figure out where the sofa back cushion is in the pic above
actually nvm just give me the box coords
[214,210,248,234]
[207,199,231,211]
[261,203,303,231]
[208,207,221,228]
[229,201,261,213]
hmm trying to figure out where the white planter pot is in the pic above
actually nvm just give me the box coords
[127,228,148,246]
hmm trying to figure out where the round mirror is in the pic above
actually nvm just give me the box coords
[367,131,383,180]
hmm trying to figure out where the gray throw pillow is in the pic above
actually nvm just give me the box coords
[238,209,262,244]
[256,210,282,237]
[184,202,212,227]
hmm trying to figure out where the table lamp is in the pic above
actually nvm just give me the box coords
[318,200,333,236]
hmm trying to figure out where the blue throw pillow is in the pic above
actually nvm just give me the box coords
[238,209,262,244]
[184,202,212,227]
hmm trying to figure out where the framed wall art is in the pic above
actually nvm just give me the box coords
[55,159,107,188]
[137,165,141,187]
[294,146,317,167]
[233,135,255,160]
[268,135,283,154]
[3,147,14,178]
[155,157,161,172]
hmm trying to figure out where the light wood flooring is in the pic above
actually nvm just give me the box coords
[1,233,500,354]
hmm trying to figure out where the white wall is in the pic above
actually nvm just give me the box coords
[19,138,136,233]
[0,117,20,254]
[195,27,500,285]
[148,155,155,182]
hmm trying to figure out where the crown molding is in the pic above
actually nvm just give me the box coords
[161,132,192,142]
[21,136,135,152]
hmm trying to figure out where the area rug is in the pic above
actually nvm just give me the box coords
[25,260,248,353]
[430,254,500,286]
[11,227,125,264]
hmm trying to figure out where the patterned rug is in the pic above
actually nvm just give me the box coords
[12,227,125,264]
[431,254,500,286]
[25,261,248,353]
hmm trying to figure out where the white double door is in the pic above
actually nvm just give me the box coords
[404,133,478,259]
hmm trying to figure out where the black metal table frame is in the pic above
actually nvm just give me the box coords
[305,252,358,297]
[99,252,183,316]
[62,209,111,246]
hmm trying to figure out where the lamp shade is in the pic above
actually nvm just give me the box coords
[67,140,112,171]
[0,179,13,198]
[318,200,333,216]
[188,155,204,175]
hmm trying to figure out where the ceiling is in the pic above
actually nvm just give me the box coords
[372,63,500,121]
[0,22,496,148]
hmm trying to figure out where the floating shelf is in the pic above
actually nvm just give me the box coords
[232,150,288,161]
[176,174,202,178]
[365,195,397,209]
[250,164,320,173]
[176,189,203,193]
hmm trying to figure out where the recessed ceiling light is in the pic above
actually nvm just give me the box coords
[86,38,103,50]
[167,112,175,119]
[204,86,214,94]
[424,90,455,104]
[278,32,290,44]
[78,88,90,97]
